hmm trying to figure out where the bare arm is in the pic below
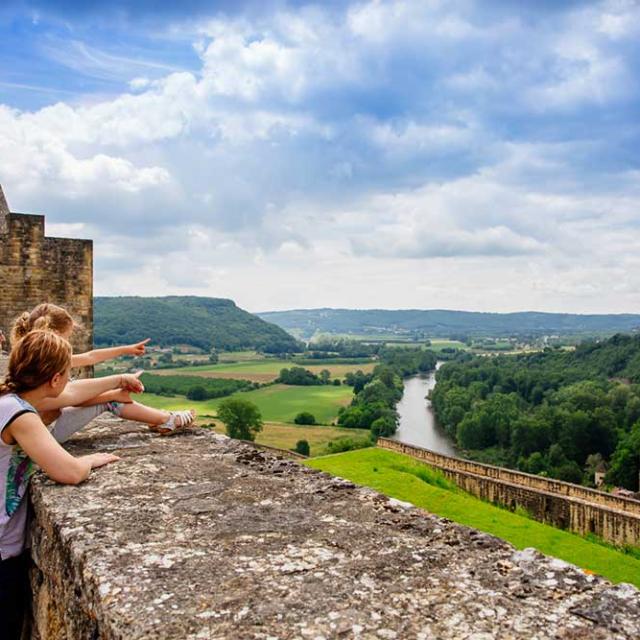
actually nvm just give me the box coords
[38,373,144,411]
[8,413,119,485]
[71,339,150,368]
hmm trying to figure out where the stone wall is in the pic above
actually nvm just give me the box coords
[0,186,93,355]
[28,419,640,639]
[379,438,640,547]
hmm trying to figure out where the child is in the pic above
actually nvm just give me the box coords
[0,330,145,638]
[11,304,195,438]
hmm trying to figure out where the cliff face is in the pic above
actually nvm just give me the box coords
[29,419,640,639]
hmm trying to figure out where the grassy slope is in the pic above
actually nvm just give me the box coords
[207,420,370,456]
[138,383,354,424]
[306,448,640,587]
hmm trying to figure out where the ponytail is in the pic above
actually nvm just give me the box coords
[10,303,76,344]
[10,312,33,343]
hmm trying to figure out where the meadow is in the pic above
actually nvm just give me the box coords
[152,359,376,382]
[306,447,640,588]
[428,339,469,352]
[138,383,354,424]
[205,420,370,456]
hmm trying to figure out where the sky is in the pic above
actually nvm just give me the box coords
[1,0,639,314]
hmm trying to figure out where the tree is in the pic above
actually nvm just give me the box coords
[294,440,310,456]
[319,369,331,385]
[187,385,207,401]
[371,415,397,438]
[606,421,640,490]
[277,367,321,386]
[209,348,219,364]
[294,411,317,425]
[217,398,263,441]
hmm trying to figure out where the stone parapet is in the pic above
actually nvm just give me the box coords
[28,419,640,639]
[378,438,640,546]
[379,438,640,514]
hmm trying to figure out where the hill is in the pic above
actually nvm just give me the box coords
[258,308,640,340]
[94,296,301,353]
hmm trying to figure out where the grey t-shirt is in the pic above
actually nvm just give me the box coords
[0,393,37,559]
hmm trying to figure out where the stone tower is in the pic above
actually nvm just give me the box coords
[0,185,93,354]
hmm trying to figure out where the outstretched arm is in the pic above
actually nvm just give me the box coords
[9,413,120,485]
[71,338,150,368]
[38,373,144,411]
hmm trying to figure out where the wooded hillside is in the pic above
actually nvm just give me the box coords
[94,296,301,353]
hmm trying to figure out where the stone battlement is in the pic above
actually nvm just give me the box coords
[28,418,640,639]
[0,186,93,355]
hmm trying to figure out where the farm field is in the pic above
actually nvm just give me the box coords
[138,383,354,424]
[428,339,469,351]
[206,420,370,456]
[151,359,376,382]
[306,448,640,588]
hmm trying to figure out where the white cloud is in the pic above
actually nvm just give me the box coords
[197,11,365,104]
[0,105,170,195]
[527,40,629,109]
[1,0,640,313]
[367,118,476,155]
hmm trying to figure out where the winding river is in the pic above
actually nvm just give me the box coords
[391,364,458,456]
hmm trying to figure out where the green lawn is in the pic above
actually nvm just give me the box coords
[138,383,354,424]
[306,448,640,587]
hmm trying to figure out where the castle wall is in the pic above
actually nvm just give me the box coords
[378,438,640,547]
[27,419,640,639]
[0,204,93,355]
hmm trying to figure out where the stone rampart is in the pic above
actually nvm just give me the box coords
[0,186,93,355]
[379,438,640,547]
[28,419,640,639]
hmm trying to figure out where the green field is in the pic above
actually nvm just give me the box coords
[153,359,376,382]
[207,420,370,456]
[217,350,264,362]
[428,339,469,352]
[306,448,640,587]
[138,383,354,424]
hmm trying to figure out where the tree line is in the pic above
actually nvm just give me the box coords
[140,373,254,400]
[431,333,640,490]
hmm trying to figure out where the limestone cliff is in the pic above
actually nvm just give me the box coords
[29,418,640,639]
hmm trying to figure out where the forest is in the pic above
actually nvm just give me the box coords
[431,333,640,490]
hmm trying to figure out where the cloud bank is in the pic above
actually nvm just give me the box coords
[1,0,639,313]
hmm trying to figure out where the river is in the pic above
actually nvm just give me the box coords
[391,364,458,456]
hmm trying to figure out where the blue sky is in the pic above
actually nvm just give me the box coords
[1,0,639,313]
